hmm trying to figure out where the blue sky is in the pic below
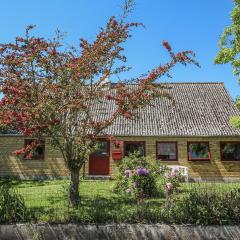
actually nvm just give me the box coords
[0,0,238,99]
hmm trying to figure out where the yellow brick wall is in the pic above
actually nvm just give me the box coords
[0,136,70,178]
[0,136,240,181]
[110,136,240,181]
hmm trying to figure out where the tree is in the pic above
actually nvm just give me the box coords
[0,0,198,207]
[215,0,240,78]
[215,0,240,127]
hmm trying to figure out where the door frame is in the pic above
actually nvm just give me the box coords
[88,138,110,175]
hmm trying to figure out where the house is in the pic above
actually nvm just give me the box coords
[0,82,240,181]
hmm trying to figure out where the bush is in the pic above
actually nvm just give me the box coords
[163,167,184,196]
[0,181,32,223]
[162,187,240,225]
[114,152,160,198]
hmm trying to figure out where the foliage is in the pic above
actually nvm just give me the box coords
[215,0,240,80]
[230,115,240,128]
[235,95,240,109]
[214,0,240,127]
[114,152,160,198]
[0,181,32,223]
[163,167,184,196]
[0,180,239,224]
[215,1,240,129]
[162,187,240,225]
[117,152,157,172]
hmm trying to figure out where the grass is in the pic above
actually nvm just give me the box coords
[1,179,240,223]
[16,180,166,223]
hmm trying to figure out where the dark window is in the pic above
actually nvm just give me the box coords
[124,141,145,156]
[156,142,178,161]
[24,139,45,160]
[92,140,109,157]
[221,142,240,161]
[188,142,210,160]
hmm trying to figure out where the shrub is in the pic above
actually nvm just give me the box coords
[114,152,160,198]
[163,168,184,196]
[117,152,156,173]
[162,187,240,225]
[0,181,32,223]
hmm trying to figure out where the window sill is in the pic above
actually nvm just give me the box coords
[188,159,211,161]
[221,160,240,162]
[157,159,178,161]
[22,158,45,161]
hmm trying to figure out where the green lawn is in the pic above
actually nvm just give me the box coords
[13,180,166,223]
[1,180,240,223]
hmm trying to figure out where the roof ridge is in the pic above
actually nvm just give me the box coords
[111,82,224,85]
[160,82,224,84]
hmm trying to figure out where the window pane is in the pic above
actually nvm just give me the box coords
[92,141,109,157]
[24,139,45,160]
[221,143,240,161]
[157,142,177,160]
[125,142,145,156]
[33,145,44,159]
[188,143,209,159]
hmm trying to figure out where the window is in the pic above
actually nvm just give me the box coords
[124,141,145,156]
[23,139,45,160]
[221,142,240,161]
[156,142,178,161]
[188,142,210,161]
[92,140,109,157]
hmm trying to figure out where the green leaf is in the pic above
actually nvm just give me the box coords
[230,116,240,128]
[214,48,234,64]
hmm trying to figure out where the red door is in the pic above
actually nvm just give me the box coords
[89,139,110,175]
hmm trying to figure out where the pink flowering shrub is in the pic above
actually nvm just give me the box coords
[163,168,184,196]
[114,152,160,198]
[124,169,132,178]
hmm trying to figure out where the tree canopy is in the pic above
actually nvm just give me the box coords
[215,0,240,79]
[215,0,240,128]
[0,0,198,206]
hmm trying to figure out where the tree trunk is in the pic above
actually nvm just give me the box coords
[69,168,80,207]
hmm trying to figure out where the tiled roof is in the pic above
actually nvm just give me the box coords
[2,82,239,137]
[97,82,240,136]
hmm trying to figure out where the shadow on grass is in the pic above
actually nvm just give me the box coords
[26,193,165,224]
[0,179,167,223]
[67,195,165,224]
[0,179,54,188]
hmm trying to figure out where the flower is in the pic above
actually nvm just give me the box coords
[123,111,132,119]
[14,149,24,156]
[162,41,172,51]
[165,182,173,192]
[133,181,138,188]
[25,153,33,159]
[105,94,114,100]
[125,188,131,193]
[136,167,149,176]
[124,169,132,178]
[164,172,170,178]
